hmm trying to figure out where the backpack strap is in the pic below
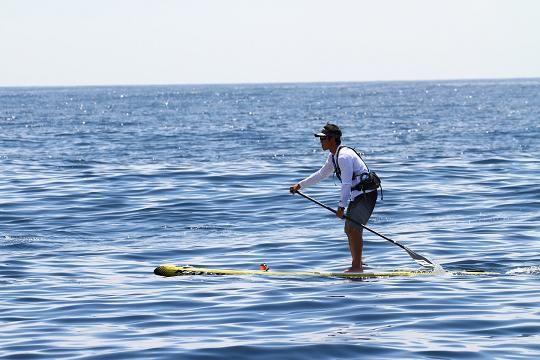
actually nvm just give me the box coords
[332,145,369,181]
[331,146,343,181]
[332,146,383,200]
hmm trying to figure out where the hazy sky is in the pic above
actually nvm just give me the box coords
[1,0,539,87]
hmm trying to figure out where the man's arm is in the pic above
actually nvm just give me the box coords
[290,154,334,193]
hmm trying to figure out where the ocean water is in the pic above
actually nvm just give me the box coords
[1,79,539,359]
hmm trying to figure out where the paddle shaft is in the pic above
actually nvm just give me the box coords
[295,190,395,243]
[294,190,434,267]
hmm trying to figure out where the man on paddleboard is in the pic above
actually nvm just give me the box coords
[290,123,377,273]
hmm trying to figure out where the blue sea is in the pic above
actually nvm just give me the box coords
[1,79,539,359]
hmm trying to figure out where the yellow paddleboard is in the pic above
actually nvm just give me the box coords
[154,264,494,279]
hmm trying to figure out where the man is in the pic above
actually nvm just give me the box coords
[290,123,378,273]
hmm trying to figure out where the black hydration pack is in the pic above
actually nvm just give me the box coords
[331,146,383,199]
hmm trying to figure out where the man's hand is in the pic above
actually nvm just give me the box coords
[336,207,345,219]
[289,184,301,194]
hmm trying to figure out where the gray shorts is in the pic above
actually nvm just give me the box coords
[345,190,377,231]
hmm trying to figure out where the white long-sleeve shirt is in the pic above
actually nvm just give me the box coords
[298,146,372,208]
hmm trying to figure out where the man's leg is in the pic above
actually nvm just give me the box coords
[345,225,363,272]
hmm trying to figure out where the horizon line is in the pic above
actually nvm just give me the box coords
[1,75,539,90]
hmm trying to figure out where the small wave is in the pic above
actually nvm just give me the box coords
[1,234,41,249]
[470,157,511,165]
[185,224,233,231]
[505,266,540,275]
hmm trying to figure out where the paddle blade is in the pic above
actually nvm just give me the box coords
[405,248,435,268]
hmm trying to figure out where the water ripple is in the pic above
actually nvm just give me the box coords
[0,80,539,359]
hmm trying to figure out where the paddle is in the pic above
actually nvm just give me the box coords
[292,190,435,268]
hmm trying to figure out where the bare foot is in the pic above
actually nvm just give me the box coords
[344,267,363,273]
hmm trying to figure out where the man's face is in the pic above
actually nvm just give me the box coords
[319,136,334,150]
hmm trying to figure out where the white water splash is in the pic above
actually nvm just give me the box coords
[506,266,540,275]
[429,262,447,275]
